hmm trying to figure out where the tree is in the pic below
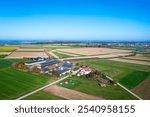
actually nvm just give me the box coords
[14,62,28,71]
[32,66,41,74]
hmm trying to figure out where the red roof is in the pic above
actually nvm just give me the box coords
[82,67,92,71]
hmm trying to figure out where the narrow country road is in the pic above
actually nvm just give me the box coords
[106,75,142,100]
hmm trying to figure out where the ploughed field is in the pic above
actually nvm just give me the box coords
[0,59,56,100]
[24,91,66,100]
[5,52,48,59]
[56,48,131,56]
[5,48,49,59]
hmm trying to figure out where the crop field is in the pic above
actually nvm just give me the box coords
[24,91,66,100]
[0,59,55,100]
[53,52,73,58]
[16,48,44,52]
[78,60,150,89]
[0,46,18,52]
[6,52,48,59]
[21,44,82,49]
[58,77,137,100]
[109,58,150,66]
[44,85,103,100]
[132,77,150,99]
[123,56,150,62]
[57,48,131,56]
[0,55,7,58]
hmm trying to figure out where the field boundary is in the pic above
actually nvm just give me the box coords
[16,75,69,100]
[106,75,142,100]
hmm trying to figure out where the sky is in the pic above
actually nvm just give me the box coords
[0,0,150,41]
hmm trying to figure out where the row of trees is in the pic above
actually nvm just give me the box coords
[83,70,117,87]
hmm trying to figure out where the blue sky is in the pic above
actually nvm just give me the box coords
[0,0,150,41]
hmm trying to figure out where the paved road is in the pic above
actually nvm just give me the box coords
[106,75,142,100]
[16,75,70,100]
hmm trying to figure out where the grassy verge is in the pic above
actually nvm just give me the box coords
[0,55,7,58]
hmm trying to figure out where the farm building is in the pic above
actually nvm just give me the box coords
[57,68,71,76]
[77,66,92,76]
[41,59,61,67]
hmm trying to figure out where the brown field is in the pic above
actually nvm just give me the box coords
[44,85,103,100]
[109,58,150,66]
[0,52,11,55]
[62,53,132,61]
[132,77,150,99]
[16,48,44,52]
[57,48,131,56]
[5,52,48,58]
[124,56,150,61]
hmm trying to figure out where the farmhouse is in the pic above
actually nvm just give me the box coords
[77,66,92,76]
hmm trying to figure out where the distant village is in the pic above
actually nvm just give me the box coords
[13,57,116,87]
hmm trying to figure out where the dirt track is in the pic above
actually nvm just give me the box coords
[44,85,103,100]
[109,58,150,66]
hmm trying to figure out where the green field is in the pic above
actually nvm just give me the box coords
[0,59,55,100]
[122,57,150,62]
[0,59,28,69]
[0,55,7,58]
[0,46,18,52]
[78,60,150,89]
[58,77,137,100]
[24,91,66,100]
[58,78,81,89]
[21,44,82,49]
[53,52,72,58]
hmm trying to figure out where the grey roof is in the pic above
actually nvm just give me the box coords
[41,59,60,66]
[42,67,50,72]
[62,62,73,68]
[57,68,70,74]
